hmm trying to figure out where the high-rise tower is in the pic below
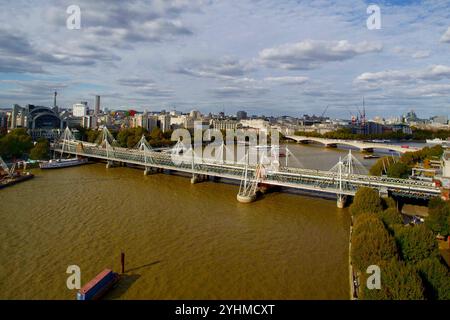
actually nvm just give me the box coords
[95,95,101,116]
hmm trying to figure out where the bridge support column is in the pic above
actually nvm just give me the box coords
[191,174,202,184]
[337,195,346,209]
[379,187,389,199]
[106,161,114,169]
[144,167,156,175]
[237,194,257,203]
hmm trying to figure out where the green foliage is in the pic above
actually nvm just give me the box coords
[29,138,50,160]
[350,187,383,216]
[361,258,425,300]
[400,145,443,166]
[369,157,394,176]
[426,197,450,236]
[116,127,146,148]
[149,127,163,140]
[369,144,443,178]
[114,127,174,149]
[394,224,439,264]
[87,130,100,143]
[416,258,450,300]
[382,197,397,210]
[351,213,398,272]
[380,208,403,229]
[386,162,410,178]
[0,128,33,160]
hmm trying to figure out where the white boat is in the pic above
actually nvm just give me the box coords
[426,138,448,145]
[371,139,390,143]
[39,157,88,169]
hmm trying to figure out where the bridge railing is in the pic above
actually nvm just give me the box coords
[52,140,440,198]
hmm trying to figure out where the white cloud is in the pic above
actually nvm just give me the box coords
[258,40,382,70]
[440,26,450,43]
[411,50,430,59]
[176,58,253,79]
[355,65,450,87]
[264,76,309,85]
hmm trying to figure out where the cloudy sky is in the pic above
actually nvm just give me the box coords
[0,0,449,118]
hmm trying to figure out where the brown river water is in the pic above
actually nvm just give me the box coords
[0,144,381,300]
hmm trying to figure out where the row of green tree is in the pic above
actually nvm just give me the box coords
[0,129,50,161]
[350,187,450,300]
[369,145,444,178]
[76,127,175,148]
[294,127,450,141]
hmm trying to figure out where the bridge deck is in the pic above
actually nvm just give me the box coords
[286,135,420,154]
[51,140,441,199]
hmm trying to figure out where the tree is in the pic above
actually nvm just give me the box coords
[350,187,383,216]
[369,156,393,176]
[382,197,397,210]
[87,129,100,143]
[150,127,164,141]
[394,224,439,264]
[0,128,33,160]
[380,208,403,229]
[386,162,410,179]
[351,213,398,272]
[117,129,131,147]
[360,258,424,300]
[416,258,450,300]
[30,138,50,160]
[426,197,450,236]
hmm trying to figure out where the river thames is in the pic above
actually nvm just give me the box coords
[0,144,383,299]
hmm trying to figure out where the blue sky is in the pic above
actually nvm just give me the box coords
[0,0,449,118]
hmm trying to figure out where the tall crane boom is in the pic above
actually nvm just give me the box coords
[321,105,329,118]
[0,156,13,178]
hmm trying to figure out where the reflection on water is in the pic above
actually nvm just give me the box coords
[0,144,355,300]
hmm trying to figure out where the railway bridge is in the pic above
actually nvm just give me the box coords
[51,128,441,207]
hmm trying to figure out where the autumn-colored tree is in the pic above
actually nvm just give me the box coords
[380,208,403,230]
[394,224,439,264]
[426,197,450,236]
[386,162,410,178]
[30,138,50,160]
[350,187,383,216]
[351,213,398,272]
[416,258,450,300]
[360,258,424,300]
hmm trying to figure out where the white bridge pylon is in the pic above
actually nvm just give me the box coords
[323,150,368,208]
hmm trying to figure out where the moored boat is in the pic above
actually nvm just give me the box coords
[0,172,34,189]
[363,154,380,159]
[77,269,120,300]
[39,157,88,169]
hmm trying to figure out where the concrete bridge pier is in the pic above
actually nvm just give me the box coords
[191,174,204,184]
[337,195,347,209]
[379,187,389,199]
[237,194,257,203]
[326,143,338,148]
[144,167,156,175]
[106,161,115,168]
[362,148,374,153]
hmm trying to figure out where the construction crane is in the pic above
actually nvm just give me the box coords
[0,156,15,178]
[320,105,329,118]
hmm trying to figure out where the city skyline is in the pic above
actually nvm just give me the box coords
[1,1,450,118]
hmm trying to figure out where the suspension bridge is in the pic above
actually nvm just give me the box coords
[51,127,442,207]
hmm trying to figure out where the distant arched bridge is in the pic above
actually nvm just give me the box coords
[286,136,420,154]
